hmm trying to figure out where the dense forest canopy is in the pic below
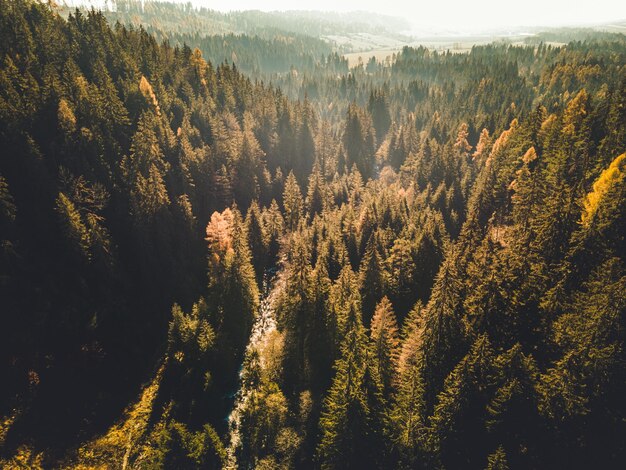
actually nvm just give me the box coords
[0,0,625,468]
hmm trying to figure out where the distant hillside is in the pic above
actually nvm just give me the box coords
[60,0,411,40]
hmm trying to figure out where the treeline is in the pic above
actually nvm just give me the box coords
[102,1,410,39]
[60,3,337,77]
[527,28,626,44]
[146,32,332,76]
[0,1,625,468]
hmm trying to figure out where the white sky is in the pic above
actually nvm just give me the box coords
[196,0,626,31]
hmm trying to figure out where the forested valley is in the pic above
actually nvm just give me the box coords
[0,1,625,468]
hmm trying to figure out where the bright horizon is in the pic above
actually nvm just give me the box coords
[68,0,626,34]
[198,0,625,31]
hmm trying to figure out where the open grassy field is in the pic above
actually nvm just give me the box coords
[341,36,568,67]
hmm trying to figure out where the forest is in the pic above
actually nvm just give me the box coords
[0,0,625,468]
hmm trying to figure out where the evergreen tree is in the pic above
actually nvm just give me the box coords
[245,200,267,285]
[370,297,400,399]
[343,103,377,180]
[359,233,387,325]
[368,89,391,144]
[317,297,382,469]
[306,163,326,218]
[283,170,304,231]
[486,446,509,470]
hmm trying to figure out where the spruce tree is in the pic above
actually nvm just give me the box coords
[283,170,304,231]
[370,297,400,399]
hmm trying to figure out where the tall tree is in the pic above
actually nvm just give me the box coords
[283,170,304,231]
[369,297,400,399]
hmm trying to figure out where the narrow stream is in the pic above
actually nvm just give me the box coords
[225,270,283,469]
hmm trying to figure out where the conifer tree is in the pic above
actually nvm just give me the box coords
[486,446,509,470]
[388,354,427,469]
[263,199,285,266]
[245,201,267,285]
[359,233,387,325]
[279,233,314,390]
[283,170,304,231]
[306,163,326,218]
[419,246,466,408]
[233,128,264,209]
[370,297,400,398]
[368,89,391,144]
[387,237,418,316]
[206,207,259,367]
[343,103,376,180]
[317,297,381,469]
[296,97,316,182]
[430,334,496,469]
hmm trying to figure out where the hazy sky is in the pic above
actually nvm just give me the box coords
[197,0,626,31]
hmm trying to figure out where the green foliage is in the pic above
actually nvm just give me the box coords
[207,207,259,369]
[246,201,268,284]
[168,300,215,370]
[486,446,509,470]
[283,171,304,231]
[55,192,91,258]
[239,381,290,465]
[359,233,387,324]
[317,297,383,469]
[148,421,226,469]
[343,103,377,179]
[370,297,400,398]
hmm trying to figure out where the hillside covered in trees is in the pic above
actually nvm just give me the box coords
[0,1,625,468]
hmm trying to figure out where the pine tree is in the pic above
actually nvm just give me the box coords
[233,128,264,209]
[389,354,427,469]
[343,103,376,180]
[359,233,386,325]
[245,201,267,285]
[279,233,313,390]
[454,122,472,156]
[370,297,400,398]
[387,237,418,317]
[430,335,496,469]
[306,163,326,218]
[487,344,542,469]
[283,170,304,231]
[206,207,259,369]
[486,446,509,470]
[263,199,284,266]
[463,235,515,348]
[164,299,216,417]
[296,97,316,182]
[55,192,90,259]
[317,297,381,469]
[539,258,626,467]
[419,246,466,409]
[368,89,391,144]
[275,100,297,171]
[327,264,360,356]
[472,128,492,166]
[309,259,334,392]
[131,163,170,222]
